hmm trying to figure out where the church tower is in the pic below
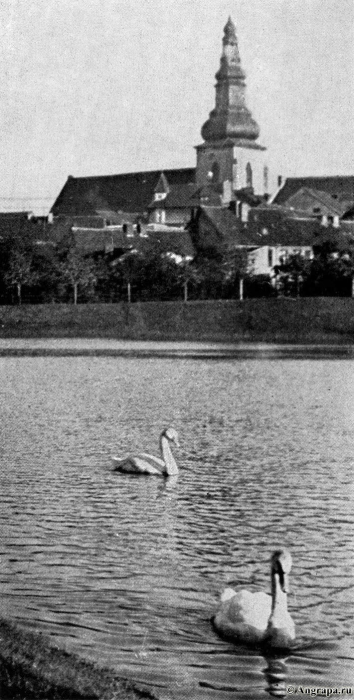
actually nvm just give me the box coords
[196,17,269,202]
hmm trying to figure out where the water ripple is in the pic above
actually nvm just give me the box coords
[0,356,353,697]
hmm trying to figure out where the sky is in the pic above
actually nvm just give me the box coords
[0,0,353,211]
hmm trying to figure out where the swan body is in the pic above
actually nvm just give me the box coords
[212,549,295,649]
[112,427,179,477]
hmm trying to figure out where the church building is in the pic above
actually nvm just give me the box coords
[195,17,272,204]
[51,17,273,228]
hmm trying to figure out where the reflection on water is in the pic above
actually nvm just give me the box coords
[0,355,353,698]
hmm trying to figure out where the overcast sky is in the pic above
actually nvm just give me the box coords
[0,0,353,205]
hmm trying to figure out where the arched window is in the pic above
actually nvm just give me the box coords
[263,166,269,193]
[246,162,253,188]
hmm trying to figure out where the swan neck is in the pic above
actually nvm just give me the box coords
[160,435,178,476]
[271,571,288,615]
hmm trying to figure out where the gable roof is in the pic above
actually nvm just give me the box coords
[272,176,354,207]
[247,205,321,246]
[199,206,243,243]
[154,172,170,194]
[149,183,199,209]
[51,168,196,217]
[285,187,348,216]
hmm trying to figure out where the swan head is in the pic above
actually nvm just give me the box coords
[162,427,180,447]
[270,549,292,594]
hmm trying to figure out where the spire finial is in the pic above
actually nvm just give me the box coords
[223,16,237,44]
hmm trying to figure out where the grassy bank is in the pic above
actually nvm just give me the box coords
[0,618,157,700]
[1,298,354,343]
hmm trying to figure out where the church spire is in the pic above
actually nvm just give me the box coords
[201,16,260,142]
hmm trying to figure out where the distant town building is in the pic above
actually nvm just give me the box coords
[44,18,354,268]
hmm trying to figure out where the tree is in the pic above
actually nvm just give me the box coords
[115,249,143,302]
[309,240,354,297]
[169,255,199,302]
[5,249,39,304]
[220,245,248,300]
[59,246,97,304]
[273,253,312,297]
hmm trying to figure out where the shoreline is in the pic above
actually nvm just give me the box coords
[0,337,354,359]
[0,299,354,348]
[0,617,157,700]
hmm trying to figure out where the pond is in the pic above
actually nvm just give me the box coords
[0,349,353,699]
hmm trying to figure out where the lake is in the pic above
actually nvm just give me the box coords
[0,345,353,699]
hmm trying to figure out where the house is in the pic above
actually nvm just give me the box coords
[271,176,354,220]
[189,204,317,280]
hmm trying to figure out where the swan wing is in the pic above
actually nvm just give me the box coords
[139,453,165,469]
[213,589,272,643]
[112,454,163,474]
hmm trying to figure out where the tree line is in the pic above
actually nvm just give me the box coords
[1,221,354,304]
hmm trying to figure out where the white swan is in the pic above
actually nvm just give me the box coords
[212,549,295,649]
[111,427,179,477]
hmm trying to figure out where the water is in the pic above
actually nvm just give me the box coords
[0,349,353,699]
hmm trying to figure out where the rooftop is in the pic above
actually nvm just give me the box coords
[272,176,354,207]
[51,168,196,217]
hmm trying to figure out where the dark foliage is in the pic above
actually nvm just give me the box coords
[2,225,354,303]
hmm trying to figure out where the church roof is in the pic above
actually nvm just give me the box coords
[51,168,196,217]
[148,183,199,209]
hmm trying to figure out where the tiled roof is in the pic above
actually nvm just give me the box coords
[285,187,349,216]
[312,226,354,251]
[72,228,127,254]
[0,213,52,243]
[247,206,319,246]
[249,218,318,247]
[149,183,199,209]
[55,223,195,258]
[199,206,245,244]
[272,176,354,207]
[141,228,195,258]
[51,168,196,217]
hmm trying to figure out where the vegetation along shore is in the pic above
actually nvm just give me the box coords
[0,617,157,700]
[1,298,354,344]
